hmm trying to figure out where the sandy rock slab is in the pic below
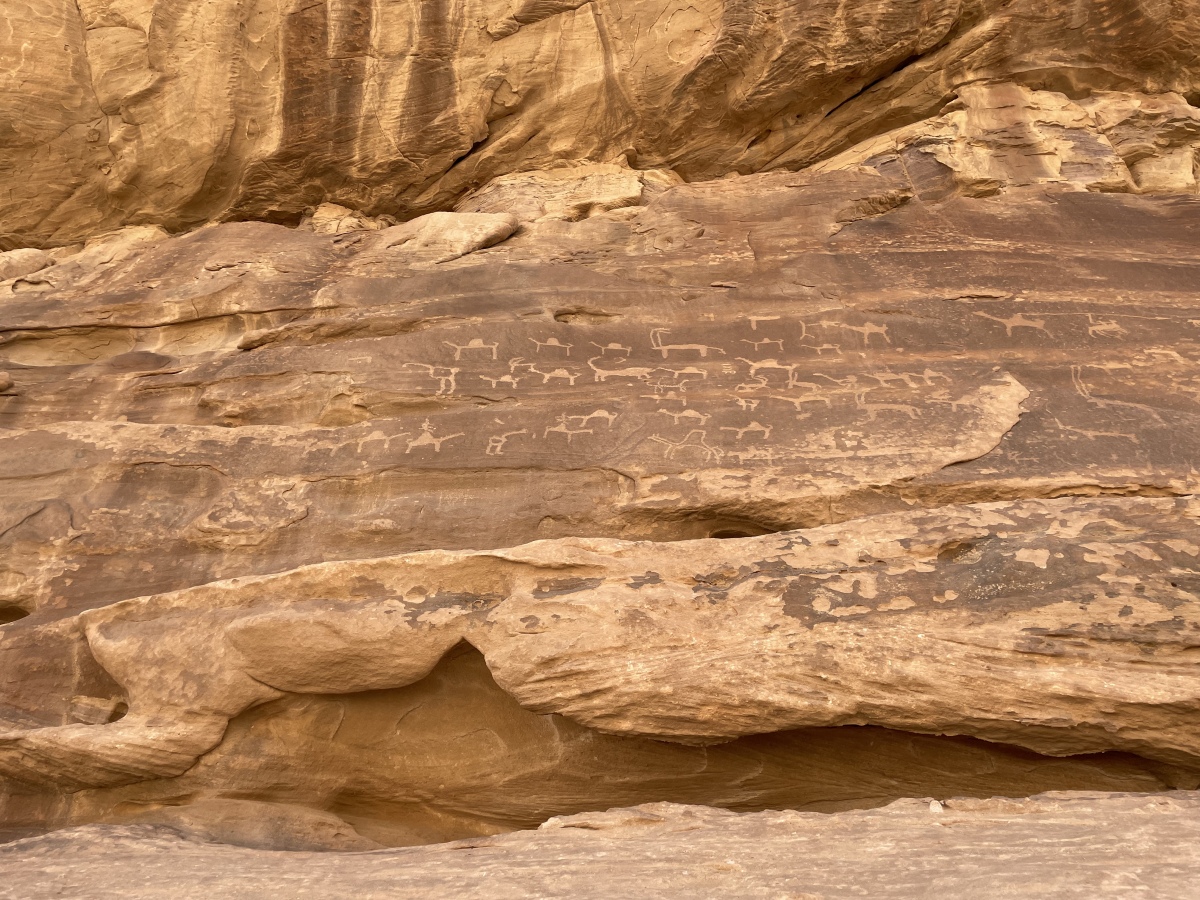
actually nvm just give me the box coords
[3,793,1200,899]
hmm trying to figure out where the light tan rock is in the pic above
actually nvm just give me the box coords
[810,83,1200,198]
[5,1,1200,245]
[2,495,1199,803]
[457,164,682,223]
[302,203,395,235]
[376,211,521,264]
[32,643,1194,848]
[2,48,1200,864]
[0,250,51,283]
[4,793,1200,898]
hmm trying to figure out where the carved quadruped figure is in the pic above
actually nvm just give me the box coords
[866,369,948,389]
[406,419,465,453]
[1087,316,1127,338]
[650,328,726,358]
[588,356,655,382]
[649,429,724,461]
[736,357,798,385]
[545,414,593,443]
[641,391,689,407]
[855,392,920,421]
[480,373,522,389]
[740,337,784,353]
[567,409,618,428]
[817,321,891,346]
[525,362,581,384]
[658,365,708,381]
[975,311,1049,337]
[812,373,859,389]
[767,390,832,411]
[736,375,769,394]
[590,341,633,357]
[404,362,459,396]
[531,337,573,355]
[721,421,773,440]
[658,408,711,426]
[486,429,528,456]
[444,338,499,360]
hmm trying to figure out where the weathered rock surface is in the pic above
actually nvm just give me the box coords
[2,494,1200,844]
[4,792,1200,898]
[4,0,1200,245]
[3,1,1200,880]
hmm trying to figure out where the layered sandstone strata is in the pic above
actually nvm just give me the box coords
[4,0,1200,245]
[2,0,1200,884]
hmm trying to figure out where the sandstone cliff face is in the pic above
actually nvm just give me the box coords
[2,0,1200,889]
[4,0,1200,245]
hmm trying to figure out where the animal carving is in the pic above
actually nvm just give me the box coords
[485,430,528,455]
[531,337,573,355]
[590,341,632,356]
[404,363,459,396]
[648,430,724,461]
[741,337,784,353]
[588,357,656,382]
[406,419,465,453]
[658,408,711,425]
[650,329,726,358]
[444,338,499,360]
[721,421,773,440]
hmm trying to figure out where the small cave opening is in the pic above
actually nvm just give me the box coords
[70,643,1199,852]
[0,606,30,626]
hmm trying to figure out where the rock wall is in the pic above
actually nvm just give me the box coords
[2,0,1200,880]
[4,0,1200,245]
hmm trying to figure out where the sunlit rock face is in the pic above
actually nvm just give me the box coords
[4,0,1200,245]
[2,0,1200,881]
